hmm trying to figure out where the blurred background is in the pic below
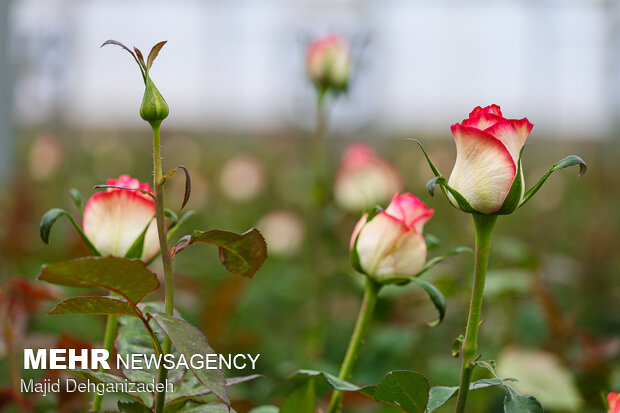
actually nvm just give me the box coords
[1,0,619,412]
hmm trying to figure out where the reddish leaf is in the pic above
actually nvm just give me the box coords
[171,229,267,278]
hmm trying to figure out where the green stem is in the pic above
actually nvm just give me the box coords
[312,95,328,206]
[151,122,175,413]
[327,278,381,413]
[91,313,118,411]
[454,213,497,413]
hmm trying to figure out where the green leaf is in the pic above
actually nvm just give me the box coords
[176,404,236,413]
[248,407,279,413]
[69,188,83,213]
[374,370,429,413]
[411,279,446,326]
[101,39,146,80]
[427,378,507,412]
[280,379,316,413]
[40,208,101,255]
[147,40,167,69]
[48,295,138,317]
[504,388,544,413]
[116,303,185,407]
[519,155,586,208]
[38,256,159,304]
[171,229,267,279]
[152,313,229,407]
[69,369,147,405]
[164,375,263,411]
[289,370,361,392]
[118,400,152,413]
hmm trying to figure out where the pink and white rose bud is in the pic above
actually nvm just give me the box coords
[83,175,159,260]
[448,105,533,214]
[306,33,351,93]
[351,193,433,283]
[609,393,620,413]
[335,143,403,213]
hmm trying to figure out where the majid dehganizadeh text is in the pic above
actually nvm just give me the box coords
[20,348,260,396]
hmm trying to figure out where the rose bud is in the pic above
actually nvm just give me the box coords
[416,104,586,216]
[351,193,433,283]
[83,175,159,260]
[306,33,351,94]
[447,105,533,214]
[140,76,169,124]
[609,393,620,413]
[334,142,403,213]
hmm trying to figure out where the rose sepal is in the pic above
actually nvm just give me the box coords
[495,146,526,215]
[378,245,471,286]
[40,208,101,256]
[411,139,477,213]
[518,155,587,208]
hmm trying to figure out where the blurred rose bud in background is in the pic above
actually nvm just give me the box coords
[496,347,583,412]
[306,33,351,94]
[28,132,63,181]
[334,142,403,213]
[608,392,620,413]
[257,210,305,256]
[220,154,265,202]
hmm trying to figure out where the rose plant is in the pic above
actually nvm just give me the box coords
[39,41,268,413]
[414,105,586,413]
[270,193,470,413]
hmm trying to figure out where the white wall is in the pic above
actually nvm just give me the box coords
[10,0,617,138]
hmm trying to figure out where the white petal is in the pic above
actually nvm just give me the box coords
[83,191,158,260]
[448,125,516,214]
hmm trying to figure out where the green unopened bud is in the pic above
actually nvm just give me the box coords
[140,76,169,125]
[101,40,170,127]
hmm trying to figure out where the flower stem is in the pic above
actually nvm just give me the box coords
[454,213,497,413]
[91,313,117,411]
[327,278,381,413]
[150,122,175,413]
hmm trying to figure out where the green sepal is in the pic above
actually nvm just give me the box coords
[165,208,179,229]
[125,216,155,259]
[412,279,446,326]
[69,188,83,213]
[519,155,587,208]
[497,146,526,215]
[427,176,476,213]
[424,234,440,251]
[377,246,471,286]
[40,208,101,256]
